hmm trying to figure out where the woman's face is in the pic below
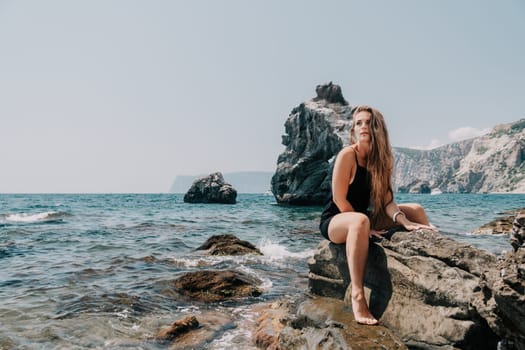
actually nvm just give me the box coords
[353,110,372,143]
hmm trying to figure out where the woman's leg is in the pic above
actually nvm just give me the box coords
[398,203,430,225]
[328,212,378,325]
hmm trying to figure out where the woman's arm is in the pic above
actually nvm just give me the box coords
[332,147,357,213]
[384,196,436,231]
[385,199,407,225]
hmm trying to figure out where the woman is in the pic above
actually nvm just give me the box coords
[319,105,436,325]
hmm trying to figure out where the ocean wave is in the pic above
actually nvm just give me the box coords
[2,211,69,224]
[257,238,315,261]
[170,239,314,269]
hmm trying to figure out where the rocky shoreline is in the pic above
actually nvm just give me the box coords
[146,211,525,349]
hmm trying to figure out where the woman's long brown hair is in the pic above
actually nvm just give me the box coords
[351,105,394,226]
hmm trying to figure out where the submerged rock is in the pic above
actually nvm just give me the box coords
[473,208,525,235]
[156,315,199,341]
[183,172,237,204]
[153,312,235,349]
[195,234,262,256]
[308,230,519,349]
[173,270,262,302]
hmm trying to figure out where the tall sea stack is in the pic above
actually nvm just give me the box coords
[271,82,353,205]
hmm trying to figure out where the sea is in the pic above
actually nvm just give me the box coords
[1,193,525,349]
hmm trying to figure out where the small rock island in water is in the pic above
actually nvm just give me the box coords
[183,172,237,204]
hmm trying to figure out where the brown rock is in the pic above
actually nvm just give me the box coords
[252,301,289,350]
[152,312,235,350]
[173,269,262,302]
[473,208,525,234]
[511,213,525,251]
[195,234,262,256]
[156,316,199,340]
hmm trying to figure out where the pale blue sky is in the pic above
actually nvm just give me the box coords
[0,0,523,193]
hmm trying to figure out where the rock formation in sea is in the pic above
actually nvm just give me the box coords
[171,171,273,193]
[271,83,525,202]
[173,269,263,302]
[183,172,237,204]
[307,229,525,349]
[271,82,352,205]
[195,233,262,255]
[473,208,525,234]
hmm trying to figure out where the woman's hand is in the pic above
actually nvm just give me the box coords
[369,229,388,238]
[403,221,437,232]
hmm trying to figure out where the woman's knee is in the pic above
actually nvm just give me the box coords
[402,203,424,214]
[348,213,370,233]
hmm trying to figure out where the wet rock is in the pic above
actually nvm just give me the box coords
[253,295,407,349]
[195,234,262,256]
[473,208,525,234]
[183,172,237,204]
[173,269,262,302]
[511,213,525,250]
[156,315,199,340]
[252,300,289,350]
[308,231,505,349]
[153,312,235,350]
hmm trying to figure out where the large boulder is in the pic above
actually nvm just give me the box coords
[183,172,237,204]
[271,82,352,205]
[308,230,525,349]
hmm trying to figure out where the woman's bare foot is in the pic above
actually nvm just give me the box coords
[351,293,378,325]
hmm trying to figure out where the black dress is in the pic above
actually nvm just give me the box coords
[319,151,371,240]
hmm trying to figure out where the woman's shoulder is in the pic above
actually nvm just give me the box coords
[338,146,357,157]
[336,146,358,163]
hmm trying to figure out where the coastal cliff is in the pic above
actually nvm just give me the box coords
[394,119,525,193]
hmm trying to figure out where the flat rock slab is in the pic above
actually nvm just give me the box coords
[254,296,407,350]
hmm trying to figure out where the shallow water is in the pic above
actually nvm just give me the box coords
[0,193,524,349]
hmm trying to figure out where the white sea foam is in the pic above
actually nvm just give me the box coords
[5,211,59,223]
[235,264,273,290]
[170,239,313,269]
[257,238,315,261]
[207,306,260,350]
[170,257,212,267]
